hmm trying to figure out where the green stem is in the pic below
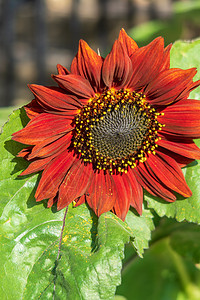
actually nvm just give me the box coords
[167,239,200,300]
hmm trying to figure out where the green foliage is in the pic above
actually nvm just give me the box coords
[23,206,133,300]
[117,218,200,300]
[125,208,154,257]
[170,224,200,264]
[117,235,200,300]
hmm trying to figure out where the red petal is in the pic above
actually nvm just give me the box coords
[128,37,164,90]
[28,132,72,159]
[156,146,195,168]
[35,150,75,201]
[145,68,198,105]
[157,136,200,160]
[146,151,192,198]
[86,171,116,217]
[74,195,86,207]
[71,40,104,92]
[70,55,78,73]
[47,195,58,208]
[118,28,138,57]
[102,40,132,88]
[12,113,72,145]
[25,99,43,119]
[57,160,92,210]
[52,74,95,98]
[112,173,131,221]
[134,163,176,202]
[57,64,70,75]
[160,44,172,72]
[126,169,143,215]
[28,84,82,113]
[20,156,53,176]
[17,147,32,158]
[25,135,62,159]
[159,99,200,138]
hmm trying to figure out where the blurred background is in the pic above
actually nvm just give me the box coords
[0,0,200,108]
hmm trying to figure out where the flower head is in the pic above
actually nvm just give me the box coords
[12,29,200,221]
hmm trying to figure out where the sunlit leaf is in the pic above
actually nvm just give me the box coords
[125,208,154,257]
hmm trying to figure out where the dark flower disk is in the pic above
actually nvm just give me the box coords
[12,29,200,221]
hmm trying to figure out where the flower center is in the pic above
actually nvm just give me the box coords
[72,88,164,174]
[91,102,150,160]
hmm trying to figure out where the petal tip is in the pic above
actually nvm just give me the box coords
[28,83,39,93]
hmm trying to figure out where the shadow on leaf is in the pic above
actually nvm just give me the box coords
[87,203,99,252]
[4,139,29,175]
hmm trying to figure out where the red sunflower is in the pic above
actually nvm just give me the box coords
[12,29,200,221]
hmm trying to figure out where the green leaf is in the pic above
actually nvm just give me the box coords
[0,109,154,299]
[125,208,154,257]
[145,39,200,225]
[0,109,65,299]
[22,205,133,300]
[115,296,127,300]
[0,107,16,129]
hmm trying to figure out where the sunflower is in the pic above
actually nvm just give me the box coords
[12,29,200,221]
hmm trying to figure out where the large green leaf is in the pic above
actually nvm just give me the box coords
[0,109,154,299]
[22,206,133,300]
[0,107,15,129]
[145,39,200,224]
[0,109,64,299]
